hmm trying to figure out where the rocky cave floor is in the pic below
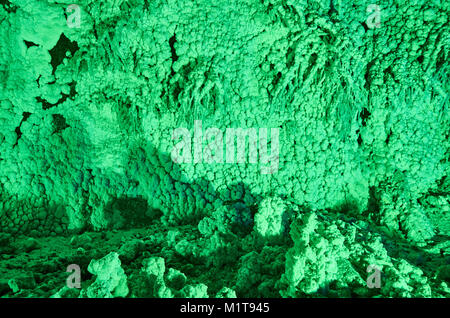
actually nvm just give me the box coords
[0,217,449,298]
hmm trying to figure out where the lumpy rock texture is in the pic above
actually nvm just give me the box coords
[0,0,449,298]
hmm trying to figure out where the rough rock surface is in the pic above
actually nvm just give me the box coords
[0,0,449,298]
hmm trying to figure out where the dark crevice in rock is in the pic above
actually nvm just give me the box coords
[435,48,445,71]
[173,81,181,102]
[364,59,376,90]
[361,21,369,33]
[286,46,295,68]
[48,33,79,75]
[22,111,31,121]
[272,71,282,88]
[360,107,371,126]
[12,112,32,148]
[417,55,424,64]
[51,114,70,135]
[385,129,392,145]
[328,0,339,20]
[438,176,447,188]
[36,81,77,110]
[169,61,193,106]
[303,53,317,82]
[368,186,381,215]
[0,0,17,13]
[143,0,150,10]
[24,40,38,48]
[383,66,395,82]
[357,133,363,146]
[36,96,62,110]
[169,33,178,76]
[68,81,77,99]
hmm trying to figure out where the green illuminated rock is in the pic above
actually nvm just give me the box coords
[0,0,448,298]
